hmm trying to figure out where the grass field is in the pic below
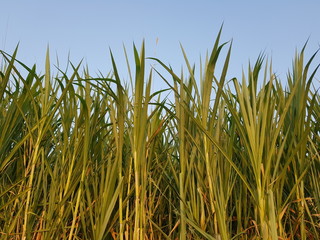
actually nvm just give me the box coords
[0,30,319,240]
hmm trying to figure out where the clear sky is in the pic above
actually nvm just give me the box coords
[1,1,320,91]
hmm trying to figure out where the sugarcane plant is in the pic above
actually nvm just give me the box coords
[0,29,319,240]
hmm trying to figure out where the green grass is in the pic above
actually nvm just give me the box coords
[0,31,319,240]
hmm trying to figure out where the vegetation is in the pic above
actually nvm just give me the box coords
[0,29,319,240]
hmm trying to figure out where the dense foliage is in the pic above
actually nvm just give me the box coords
[0,30,319,240]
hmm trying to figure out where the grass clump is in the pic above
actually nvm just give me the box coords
[0,30,319,240]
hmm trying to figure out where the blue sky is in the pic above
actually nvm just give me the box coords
[1,1,320,90]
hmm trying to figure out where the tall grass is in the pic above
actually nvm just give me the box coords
[0,31,319,240]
